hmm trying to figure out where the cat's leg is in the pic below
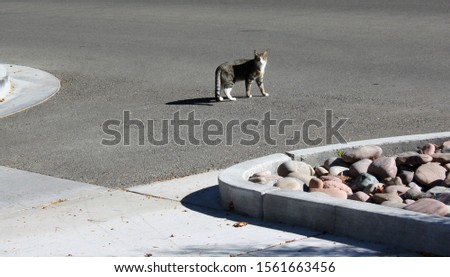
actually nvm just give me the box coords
[245,79,253,98]
[217,85,224,101]
[224,87,236,101]
[256,77,269,97]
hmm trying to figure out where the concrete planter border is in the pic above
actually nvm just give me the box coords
[218,132,450,256]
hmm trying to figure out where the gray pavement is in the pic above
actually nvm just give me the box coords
[0,0,449,188]
[0,166,415,257]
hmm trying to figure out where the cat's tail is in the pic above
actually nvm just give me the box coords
[214,67,222,102]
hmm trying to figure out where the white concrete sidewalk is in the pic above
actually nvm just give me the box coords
[0,166,415,257]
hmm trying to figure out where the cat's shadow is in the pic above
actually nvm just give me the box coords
[166,97,217,106]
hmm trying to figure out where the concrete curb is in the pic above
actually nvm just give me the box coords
[218,132,450,255]
[0,65,11,100]
[0,64,60,118]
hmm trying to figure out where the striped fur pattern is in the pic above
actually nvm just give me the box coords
[215,50,269,101]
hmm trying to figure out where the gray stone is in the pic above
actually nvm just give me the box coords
[415,163,447,187]
[368,157,398,180]
[351,173,379,191]
[287,172,313,185]
[398,169,415,185]
[274,177,303,191]
[402,187,423,200]
[435,193,450,205]
[314,166,329,177]
[372,192,403,204]
[323,157,348,170]
[421,143,436,155]
[342,145,383,163]
[442,141,450,153]
[443,163,450,171]
[277,160,314,177]
[427,186,450,195]
[348,158,372,178]
[381,201,407,209]
[328,166,349,176]
[445,172,450,187]
[348,191,370,202]
[403,198,449,216]
[396,154,433,165]
[250,171,272,178]
[248,176,267,184]
[431,153,450,163]
[404,199,415,205]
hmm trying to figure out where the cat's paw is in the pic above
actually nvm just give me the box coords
[230,97,237,101]
[264,93,270,97]
[247,95,252,98]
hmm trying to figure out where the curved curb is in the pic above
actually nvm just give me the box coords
[218,132,450,256]
[0,65,11,100]
[0,64,60,118]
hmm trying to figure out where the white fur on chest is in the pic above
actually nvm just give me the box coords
[258,59,267,74]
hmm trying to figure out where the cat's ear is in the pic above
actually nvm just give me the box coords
[262,50,269,57]
[254,49,259,56]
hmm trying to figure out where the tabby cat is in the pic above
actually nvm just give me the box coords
[215,50,269,101]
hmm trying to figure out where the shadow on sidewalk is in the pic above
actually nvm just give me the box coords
[180,185,409,256]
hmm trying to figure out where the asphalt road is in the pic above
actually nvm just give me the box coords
[1,0,449,188]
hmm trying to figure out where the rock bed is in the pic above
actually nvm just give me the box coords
[249,141,450,217]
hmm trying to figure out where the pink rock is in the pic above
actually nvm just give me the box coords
[342,145,383,163]
[348,191,370,202]
[309,178,324,189]
[443,163,450,171]
[314,166,329,177]
[381,201,407,209]
[431,153,450,163]
[309,188,347,199]
[323,180,353,195]
[320,175,343,182]
[385,185,409,195]
[288,172,313,185]
[442,141,450,153]
[415,163,447,187]
[421,143,436,155]
[404,199,416,205]
[349,159,372,178]
[396,154,433,165]
[403,198,449,216]
[372,192,403,204]
[368,157,398,180]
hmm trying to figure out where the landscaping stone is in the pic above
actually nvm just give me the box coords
[347,191,370,202]
[287,172,313,185]
[368,157,398,180]
[415,163,447,187]
[323,180,353,195]
[309,178,324,189]
[421,143,436,155]
[372,192,403,204]
[342,145,383,163]
[431,153,450,163]
[381,201,407,209]
[363,183,384,195]
[351,173,378,191]
[248,176,267,184]
[323,157,348,170]
[385,185,409,195]
[278,161,314,177]
[328,166,349,176]
[443,163,450,171]
[396,154,433,165]
[403,198,449,216]
[435,193,450,205]
[250,171,272,178]
[274,177,303,191]
[348,158,372,178]
[314,166,328,177]
[442,141,450,153]
[319,175,342,182]
[309,188,347,199]
[404,199,415,205]
[398,169,415,185]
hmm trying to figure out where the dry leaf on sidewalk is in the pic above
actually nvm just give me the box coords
[233,221,248,228]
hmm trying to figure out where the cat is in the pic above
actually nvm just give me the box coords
[215,50,269,101]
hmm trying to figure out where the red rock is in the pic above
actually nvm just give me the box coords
[396,154,433,165]
[342,145,383,163]
[403,198,449,216]
[323,180,353,195]
[309,178,324,189]
[421,143,436,155]
[368,157,398,180]
[431,153,450,163]
[415,163,447,187]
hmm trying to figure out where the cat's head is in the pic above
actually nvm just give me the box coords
[254,50,268,64]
